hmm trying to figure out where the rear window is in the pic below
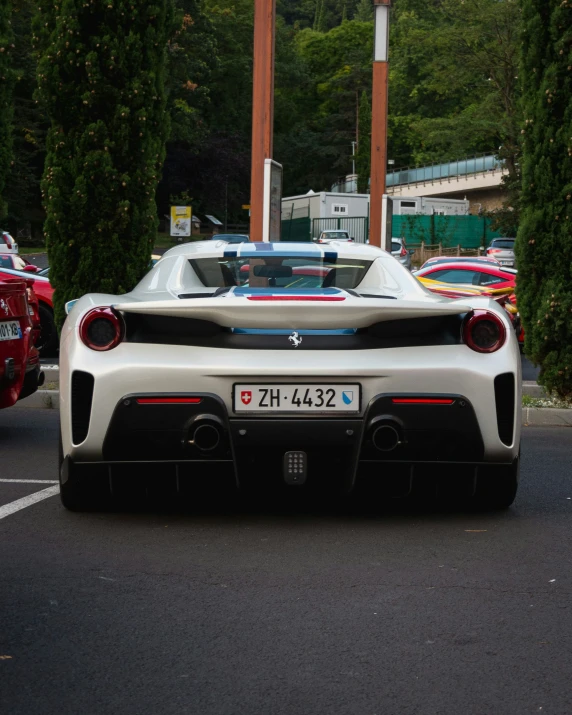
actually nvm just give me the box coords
[391,242,402,253]
[491,239,515,249]
[189,256,372,290]
[323,232,349,239]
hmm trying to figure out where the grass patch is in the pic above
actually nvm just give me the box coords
[523,394,572,409]
[18,246,46,255]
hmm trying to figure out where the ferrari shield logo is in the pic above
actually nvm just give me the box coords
[241,391,252,405]
[342,391,354,406]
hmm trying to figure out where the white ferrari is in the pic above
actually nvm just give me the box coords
[59,241,522,510]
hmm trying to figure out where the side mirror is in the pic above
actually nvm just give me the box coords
[23,264,38,273]
[409,249,415,255]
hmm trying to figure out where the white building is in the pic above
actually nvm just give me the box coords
[281,191,469,222]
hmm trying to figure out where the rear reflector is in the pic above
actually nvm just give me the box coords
[136,397,203,405]
[246,296,346,302]
[392,398,455,405]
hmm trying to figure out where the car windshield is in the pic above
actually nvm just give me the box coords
[38,267,50,276]
[491,239,515,249]
[0,255,12,268]
[189,256,372,290]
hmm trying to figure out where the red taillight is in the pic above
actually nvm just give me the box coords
[80,307,124,351]
[400,247,407,257]
[463,310,506,353]
[487,248,502,254]
[392,398,454,405]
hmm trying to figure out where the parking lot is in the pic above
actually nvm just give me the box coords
[1,408,572,715]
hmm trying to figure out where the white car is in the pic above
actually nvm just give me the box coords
[59,241,522,511]
[314,230,353,244]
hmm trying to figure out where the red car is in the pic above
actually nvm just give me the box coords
[416,261,523,346]
[415,261,517,291]
[0,278,43,409]
[0,266,56,355]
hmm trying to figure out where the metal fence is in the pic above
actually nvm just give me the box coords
[386,153,503,188]
[311,217,369,244]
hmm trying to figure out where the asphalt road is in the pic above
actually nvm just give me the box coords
[1,409,572,715]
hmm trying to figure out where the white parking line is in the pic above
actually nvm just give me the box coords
[0,485,60,520]
[0,479,58,484]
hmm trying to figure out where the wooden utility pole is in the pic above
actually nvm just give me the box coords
[249,0,276,242]
[369,0,391,248]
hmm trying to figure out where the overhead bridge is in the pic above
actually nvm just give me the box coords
[332,153,508,202]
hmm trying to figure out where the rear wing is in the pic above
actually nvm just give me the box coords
[114,295,472,330]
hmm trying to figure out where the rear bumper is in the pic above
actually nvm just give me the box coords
[64,387,518,492]
[59,339,522,465]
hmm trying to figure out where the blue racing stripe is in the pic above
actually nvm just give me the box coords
[233,287,344,296]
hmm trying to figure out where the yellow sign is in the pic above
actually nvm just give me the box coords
[170,206,192,237]
[242,204,251,210]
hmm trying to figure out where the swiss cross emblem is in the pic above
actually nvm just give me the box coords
[241,391,252,405]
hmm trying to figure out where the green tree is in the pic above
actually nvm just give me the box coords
[0,0,14,221]
[356,90,370,193]
[6,0,45,236]
[353,0,371,23]
[516,0,572,396]
[34,1,173,326]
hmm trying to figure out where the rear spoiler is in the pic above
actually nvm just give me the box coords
[114,296,473,330]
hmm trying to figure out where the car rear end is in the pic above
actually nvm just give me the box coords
[0,280,37,409]
[391,238,412,270]
[486,239,516,267]
[60,286,521,504]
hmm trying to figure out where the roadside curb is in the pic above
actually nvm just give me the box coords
[13,391,572,425]
[523,407,572,427]
[522,381,545,398]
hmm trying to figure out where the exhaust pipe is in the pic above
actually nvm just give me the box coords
[186,415,223,452]
[368,416,403,453]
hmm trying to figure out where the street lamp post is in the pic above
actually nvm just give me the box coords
[369,0,391,248]
[249,0,276,243]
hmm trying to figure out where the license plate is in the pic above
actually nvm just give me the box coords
[234,384,361,414]
[499,260,513,266]
[0,321,22,341]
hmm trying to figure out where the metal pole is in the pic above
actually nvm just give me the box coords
[370,0,390,248]
[249,0,276,242]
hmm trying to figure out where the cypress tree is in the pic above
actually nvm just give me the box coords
[0,0,14,221]
[34,1,173,326]
[517,0,572,396]
[356,90,371,194]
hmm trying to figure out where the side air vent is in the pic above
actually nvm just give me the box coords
[71,371,95,445]
[494,373,515,446]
